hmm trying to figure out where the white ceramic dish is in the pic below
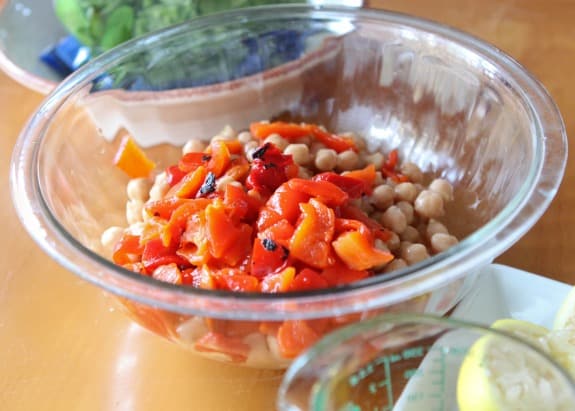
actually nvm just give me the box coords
[452,263,571,327]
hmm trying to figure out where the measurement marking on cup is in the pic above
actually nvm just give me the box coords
[346,344,469,410]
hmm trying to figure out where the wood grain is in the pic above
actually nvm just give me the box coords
[0,1,574,409]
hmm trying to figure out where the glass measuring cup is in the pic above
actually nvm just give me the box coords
[278,314,575,411]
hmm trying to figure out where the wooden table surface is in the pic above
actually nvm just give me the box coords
[1,1,574,410]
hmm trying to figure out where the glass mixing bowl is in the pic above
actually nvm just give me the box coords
[10,5,566,368]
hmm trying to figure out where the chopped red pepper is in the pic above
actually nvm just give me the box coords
[141,238,188,273]
[250,121,356,153]
[289,198,335,269]
[246,143,296,194]
[194,332,250,363]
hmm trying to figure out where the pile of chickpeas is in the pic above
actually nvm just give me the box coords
[101,124,459,274]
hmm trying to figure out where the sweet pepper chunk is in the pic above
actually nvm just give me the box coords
[289,198,335,269]
[332,231,394,271]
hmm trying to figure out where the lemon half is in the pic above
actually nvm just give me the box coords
[457,319,574,411]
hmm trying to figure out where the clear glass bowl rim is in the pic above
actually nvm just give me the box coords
[10,4,567,320]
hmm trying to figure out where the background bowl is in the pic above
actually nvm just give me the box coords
[10,5,566,368]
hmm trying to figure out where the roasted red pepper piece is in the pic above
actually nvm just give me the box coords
[289,268,329,292]
[144,197,193,220]
[250,121,356,153]
[312,172,367,199]
[246,143,296,194]
[287,178,348,207]
[332,231,394,271]
[251,237,290,279]
[207,140,232,177]
[343,164,376,195]
[339,203,392,242]
[161,198,211,247]
[165,165,188,187]
[276,320,321,359]
[112,233,143,265]
[289,198,335,269]
[267,182,310,224]
[179,152,210,173]
[141,238,189,273]
[260,266,296,293]
[194,332,250,363]
[167,165,208,198]
[382,149,409,183]
[212,268,260,292]
[321,260,370,286]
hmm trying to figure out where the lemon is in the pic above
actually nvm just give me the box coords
[554,286,575,330]
[457,319,575,411]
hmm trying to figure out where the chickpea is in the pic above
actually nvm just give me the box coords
[371,184,395,210]
[402,243,430,265]
[396,201,415,225]
[386,231,401,251]
[336,149,360,171]
[284,144,311,166]
[216,176,241,192]
[298,167,313,179]
[400,162,424,184]
[217,125,236,140]
[237,131,253,144]
[310,142,326,155]
[182,139,206,155]
[394,182,417,203]
[264,133,289,151]
[374,239,390,252]
[341,132,366,151]
[295,135,312,146]
[149,172,170,201]
[244,141,260,162]
[414,190,445,219]
[100,226,124,250]
[384,258,408,273]
[429,178,454,202]
[381,205,408,234]
[314,148,338,171]
[374,171,386,186]
[127,178,151,202]
[426,219,449,239]
[431,233,459,253]
[363,152,385,169]
[400,225,421,243]
[126,199,144,225]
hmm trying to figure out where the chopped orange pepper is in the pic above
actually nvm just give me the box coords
[321,260,370,286]
[205,200,245,259]
[260,266,296,293]
[114,135,156,178]
[207,140,232,177]
[167,166,208,199]
[332,231,394,271]
[344,164,377,194]
[289,198,335,269]
[287,178,348,207]
[161,198,211,247]
[266,182,310,224]
[276,320,321,359]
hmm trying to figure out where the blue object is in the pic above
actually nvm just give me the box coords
[40,35,91,77]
